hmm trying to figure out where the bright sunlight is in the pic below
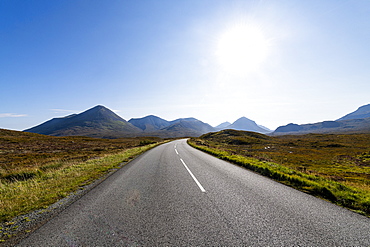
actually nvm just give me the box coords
[216,23,269,77]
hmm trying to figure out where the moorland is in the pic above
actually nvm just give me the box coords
[189,129,370,216]
[1,123,369,239]
[0,128,163,224]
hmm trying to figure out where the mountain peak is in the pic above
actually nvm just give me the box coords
[128,115,170,131]
[93,105,106,109]
[161,117,215,136]
[87,105,109,112]
[236,116,256,123]
[74,105,124,122]
[225,117,270,134]
[24,105,141,138]
[215,121,231,129]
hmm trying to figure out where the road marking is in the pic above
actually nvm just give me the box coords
[175,149,179,155]
[180,158,206,192]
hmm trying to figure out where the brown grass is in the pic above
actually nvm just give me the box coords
[0,129,164,223]
[189,130,370,215]
[0,128,161,181]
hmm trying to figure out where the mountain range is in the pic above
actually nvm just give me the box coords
[24,105,271,138]
[128,115,215,138]
[23,103,370,138]
[274,104,370,134]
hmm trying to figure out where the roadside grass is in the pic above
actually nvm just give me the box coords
[188,130,370,216]
[0,144,161,223]
[0,129,160,179]
[0,129,164,223]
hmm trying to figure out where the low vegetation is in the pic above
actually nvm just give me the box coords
[189,129,370,216]
[0,129,163,223]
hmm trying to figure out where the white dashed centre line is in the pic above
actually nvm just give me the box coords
[180,158,206,193]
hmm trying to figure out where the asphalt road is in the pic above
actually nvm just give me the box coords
[18,139,370,246]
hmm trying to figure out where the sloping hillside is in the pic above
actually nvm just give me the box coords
[24,106,217,138]
[337,104,370,121]
[200,129,271,145]
[128,115,170,132]
[274,118,370,135]
[215,117,271,134]
[227,117,271,133]
[24,106,142,138]
[274,103,370,135]
[157,118,215,138]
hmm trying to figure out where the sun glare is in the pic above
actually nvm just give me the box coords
[216,24,269,76]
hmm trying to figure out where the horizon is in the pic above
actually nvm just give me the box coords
[22,104,269,130]
[20,103,367,132]
[1,1,370,131]
[3,102,369,132]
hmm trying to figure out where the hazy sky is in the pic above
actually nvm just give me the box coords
[1,0,370,131]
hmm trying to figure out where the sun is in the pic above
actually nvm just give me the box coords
[216,24,269,76]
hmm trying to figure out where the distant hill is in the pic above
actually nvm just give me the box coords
[215,121,231,130]
[274,103,370,135]
[200,129,271,145]
[24,105,142,138]
[216,117,271,134]
[257,124,272,133]
[275,123,304,133]
[337,104,370,121]
[1,128,48,138]
[129,115,170,132]
[274,118,370,135]
[127,116,215,137]
[158,118,215,138]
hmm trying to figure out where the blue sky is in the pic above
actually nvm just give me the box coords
[1,0,370,131]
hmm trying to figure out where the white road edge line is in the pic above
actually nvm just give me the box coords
[180,158,206,193]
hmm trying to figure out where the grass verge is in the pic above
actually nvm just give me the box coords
[188,139,370,217]
[0,143,161,223]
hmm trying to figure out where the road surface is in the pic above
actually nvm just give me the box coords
[18,139,370,246]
